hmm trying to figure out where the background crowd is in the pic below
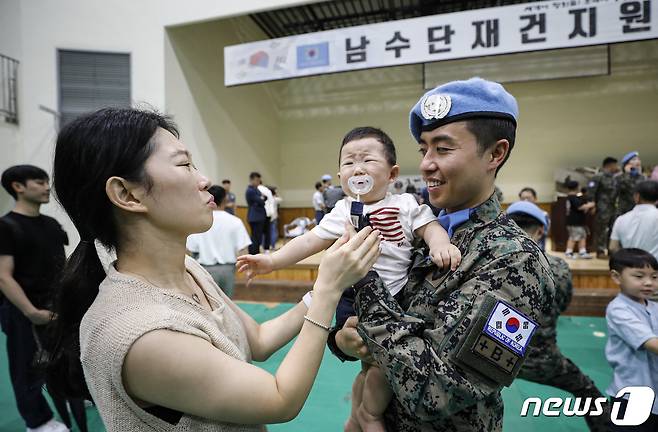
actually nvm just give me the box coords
[1,140,657,431]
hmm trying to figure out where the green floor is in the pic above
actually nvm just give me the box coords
[0,303,611,431]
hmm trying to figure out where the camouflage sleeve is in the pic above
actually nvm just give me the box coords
[354,251,554,421]
[552,258,573,314]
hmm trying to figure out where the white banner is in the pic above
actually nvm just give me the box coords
[224,0,656,86]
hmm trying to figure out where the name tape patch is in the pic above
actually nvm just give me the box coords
[483,301,538,356]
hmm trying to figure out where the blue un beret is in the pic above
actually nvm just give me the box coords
[506,201,549,231]
[621,151,638,166]
[409,77,519,142]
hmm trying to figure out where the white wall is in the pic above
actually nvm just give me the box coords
[272,40,658,205]
[3,0,657,235]
[165,17,281,202]
[161,0,327,27]
[0,0,22,213]
[162,12,658,207]
[0,0,310,249]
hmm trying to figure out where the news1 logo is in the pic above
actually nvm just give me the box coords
[520,386,655,426]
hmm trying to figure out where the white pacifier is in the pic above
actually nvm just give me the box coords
[347,175,374,200]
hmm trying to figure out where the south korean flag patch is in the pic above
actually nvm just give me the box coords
[484,301,538,356]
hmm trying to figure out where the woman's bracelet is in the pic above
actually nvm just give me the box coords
[303,314,331,332]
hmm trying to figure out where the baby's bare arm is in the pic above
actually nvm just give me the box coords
[270,231,334,269]
[416,221,462,270]
[416,221,449,250]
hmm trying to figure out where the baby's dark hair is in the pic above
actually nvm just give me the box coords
[609,248,658,273]
[339,127,396,166]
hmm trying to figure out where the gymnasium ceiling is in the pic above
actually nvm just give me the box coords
[250,0,531,38]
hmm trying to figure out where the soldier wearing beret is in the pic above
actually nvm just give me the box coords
[507,201,610,432]
[616,151,646,217]
[333,78,555,431]
[587,157,620,259]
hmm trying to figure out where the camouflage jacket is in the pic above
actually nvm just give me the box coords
[354,194,555,432]
[616,172,646,216]
[529,253,572,346]
[587,172,618,215]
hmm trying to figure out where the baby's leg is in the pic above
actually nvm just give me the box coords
[356,365,391,432]
[344,370,365,432]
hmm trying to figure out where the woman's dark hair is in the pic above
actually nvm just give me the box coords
[340,126,397,166]
[47,108,178,398]
[609,248,658,273]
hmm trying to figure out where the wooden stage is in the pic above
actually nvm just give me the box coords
[234,249,619,317]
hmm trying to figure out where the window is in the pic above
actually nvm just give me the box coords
[58,50,130,127]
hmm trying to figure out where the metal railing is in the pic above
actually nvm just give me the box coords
[1,53,19,124]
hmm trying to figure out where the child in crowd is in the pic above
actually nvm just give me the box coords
[237,126,461,432]
[565,180,595,259]
[606,248,658,431]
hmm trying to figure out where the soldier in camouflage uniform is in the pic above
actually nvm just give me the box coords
[616,151,646,217]
[333,78,555,431]
[507,201,610,432]
[587,157,619,258]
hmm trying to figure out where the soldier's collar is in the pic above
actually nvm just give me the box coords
[454,192,502,233]
[438,208,474,238]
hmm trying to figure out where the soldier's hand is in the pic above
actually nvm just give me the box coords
[336,316,373,363]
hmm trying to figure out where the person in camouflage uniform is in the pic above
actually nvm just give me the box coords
[333,78,555,432]
[616,151,646,217]
[507,201,610,432]
[587,157,619,258]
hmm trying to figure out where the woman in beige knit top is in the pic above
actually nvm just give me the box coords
[46,108,381,431]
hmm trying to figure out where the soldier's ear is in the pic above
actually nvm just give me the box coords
[536,225,545,242]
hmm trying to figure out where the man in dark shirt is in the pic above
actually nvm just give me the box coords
[0,165,74,432]
[565,180,595,259]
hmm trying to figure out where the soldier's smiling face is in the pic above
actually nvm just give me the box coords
[418,121,503,213]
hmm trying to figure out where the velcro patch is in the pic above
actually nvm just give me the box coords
[453,295,536,387]
[483,301,537,356]
[472,334,519,373]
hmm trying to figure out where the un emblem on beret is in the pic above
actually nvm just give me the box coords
[420,94,451,120]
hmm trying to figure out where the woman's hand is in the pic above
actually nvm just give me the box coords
[315,225,380,297]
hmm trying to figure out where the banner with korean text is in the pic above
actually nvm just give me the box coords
[224,0,656,86]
